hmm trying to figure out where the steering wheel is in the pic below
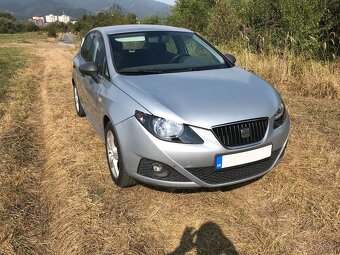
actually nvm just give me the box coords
[169,54,190,63]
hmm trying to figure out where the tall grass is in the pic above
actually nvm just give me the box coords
[219,42,340,100]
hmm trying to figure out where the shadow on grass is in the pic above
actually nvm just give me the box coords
[169,221,239,255]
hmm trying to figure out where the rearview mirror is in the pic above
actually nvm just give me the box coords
[224,53,236,64]
[79,62,100,83]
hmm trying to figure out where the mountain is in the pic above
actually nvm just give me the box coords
[113,0,172,18]
[0,0,172,20]
[55,0,172,18]
[0,0,89,19]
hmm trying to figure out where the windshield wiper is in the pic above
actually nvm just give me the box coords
[120,69,163,75]
[178,65,227,72]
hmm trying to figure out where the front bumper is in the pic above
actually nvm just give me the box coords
[115,115,290,188]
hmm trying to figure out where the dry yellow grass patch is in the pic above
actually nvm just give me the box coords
[221,48,340,100]
[0,38,339,255]
[0,47,49,254]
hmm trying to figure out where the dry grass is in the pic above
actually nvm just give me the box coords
[219,47,340,100]
[0,35,339,255]
[0,46,49,254]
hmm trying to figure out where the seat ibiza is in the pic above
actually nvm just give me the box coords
[72,25,290,188]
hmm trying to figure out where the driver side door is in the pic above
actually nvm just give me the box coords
[82,32,107,132]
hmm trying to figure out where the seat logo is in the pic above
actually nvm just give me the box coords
[240,127,251,138]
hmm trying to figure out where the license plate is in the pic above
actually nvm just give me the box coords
[215,145,272,170]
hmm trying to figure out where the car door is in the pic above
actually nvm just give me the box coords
[74,31,95,111]
[82,32,107,132]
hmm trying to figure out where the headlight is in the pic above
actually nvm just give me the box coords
[274,103,285,120]
[274,102,287,129]
[153,118,184,138]
[135,111,203,144]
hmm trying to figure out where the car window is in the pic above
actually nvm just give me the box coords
[110,32,229,74]
[182,35,222,64]
[89,34,106,75]
[81,32,95,61]
[165,37,178,55]
[115,35,145,51]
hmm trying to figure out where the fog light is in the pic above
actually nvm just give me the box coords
[151,163,169,177]
[152,163,163,173]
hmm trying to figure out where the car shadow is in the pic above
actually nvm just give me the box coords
[138,176,263,194]
[168,221,239,255]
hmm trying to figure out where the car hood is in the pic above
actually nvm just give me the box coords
[113,67,281,129]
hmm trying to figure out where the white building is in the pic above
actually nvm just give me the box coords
[58,14,70,23]
[31,16,45,26]
[45,14,58,23]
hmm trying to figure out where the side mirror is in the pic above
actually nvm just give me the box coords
[224,53,236,64]
[79,62,100,83]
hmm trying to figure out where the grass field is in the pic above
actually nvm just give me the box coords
[0,33,339,255]
[0,48,27,99]
[0,32,47,44]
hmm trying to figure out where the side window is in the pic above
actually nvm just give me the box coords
[81,33,94,61]
[89,34,106,76]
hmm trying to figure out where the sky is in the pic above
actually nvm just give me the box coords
[157,0,176,5]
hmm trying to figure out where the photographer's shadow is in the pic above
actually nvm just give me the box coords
[169,221,239,255]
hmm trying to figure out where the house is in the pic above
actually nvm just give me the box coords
[58,14,70,23]
[32,16,45,26]
[45,14,58,23]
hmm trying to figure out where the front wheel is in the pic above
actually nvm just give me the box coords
[105,121,136,188]
[73,85,86,117]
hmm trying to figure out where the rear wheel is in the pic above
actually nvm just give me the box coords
[105,121,136,188]
[73,85,85,117]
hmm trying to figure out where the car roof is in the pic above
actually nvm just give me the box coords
[94,24,193,35]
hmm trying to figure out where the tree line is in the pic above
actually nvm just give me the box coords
[72,0,340,58]
[0,13,39,33]
[1,0,339,58]
[167,0,339,58]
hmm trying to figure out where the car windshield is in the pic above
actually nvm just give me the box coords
[109,31,229,74]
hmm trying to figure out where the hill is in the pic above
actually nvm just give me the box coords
[56,0,172,18]
[0,0,89,19]
[0,0,171,20]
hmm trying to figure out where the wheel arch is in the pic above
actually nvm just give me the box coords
[103,115,111,130]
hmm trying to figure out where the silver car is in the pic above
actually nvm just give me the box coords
[72,25,290,188]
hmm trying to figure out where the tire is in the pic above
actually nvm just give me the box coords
[105,121,136,188]
[73,85,86,117]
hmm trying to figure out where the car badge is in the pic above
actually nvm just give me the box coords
[240,127,251,139]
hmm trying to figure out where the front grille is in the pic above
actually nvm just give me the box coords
[186,148,281,185]
[138,159,190,182]
[212,118,268,148]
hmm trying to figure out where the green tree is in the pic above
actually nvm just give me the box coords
[0,17,16,33]
[23,21,39,32]
[74,5,137,37]
[319,0,340,57]
[279,0,327,50]
[47,23,57,37]
[0,12,16,21]
[140,15,162,25]
[167,0,215,33]
[205,0,246,44]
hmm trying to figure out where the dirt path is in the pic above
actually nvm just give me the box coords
[0,40,339,255]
